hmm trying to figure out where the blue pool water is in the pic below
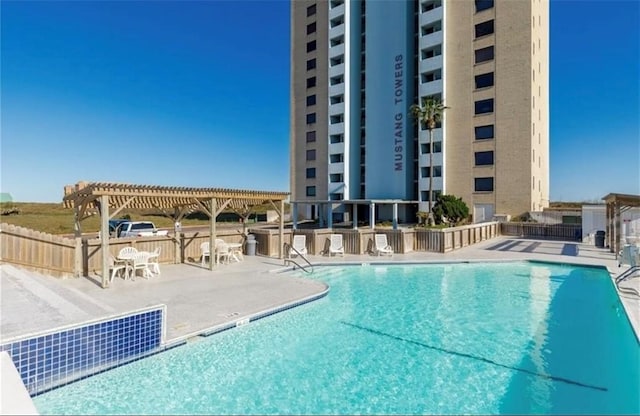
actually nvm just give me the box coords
[34,261,639,414]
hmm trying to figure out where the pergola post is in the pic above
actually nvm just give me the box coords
[605,201,612,251]
[327,203,333,229]
[209,198,217,270]
[73,206,82,277]
[100,195,110,288]
[614,201,621,256]
[370,202,375,230]
[318,204,325,228]
[279,199,285,259]
[353,203,358,230]
[392,203,398,230]
[292,203,298,231]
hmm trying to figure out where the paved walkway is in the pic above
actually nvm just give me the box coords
[1,236,638,344]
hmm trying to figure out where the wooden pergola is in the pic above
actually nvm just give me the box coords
[603,193,640,256]
[63,181,289,288]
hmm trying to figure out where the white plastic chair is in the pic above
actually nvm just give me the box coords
[200,242,210,267]
[118,246,138,260]
[373,234,394,256]
[618,245,639,267]
[216,243,231,265]
[132,252,152,279]
[328,234,345,257]
[291,235,308,257]
[109,255,130,283]
[147,247,161,275]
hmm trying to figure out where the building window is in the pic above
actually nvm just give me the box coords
[306,131,316,142]
[421,0,442,13]
[330,75,344,85]
[307,4,316,16]
[306,168,316,179]
[475,72,494,89]
[421,45,442,60]
[421,20,442,36]
[330,16,344,28]
[475,20,494,38]
[307,77,316,88]
[306,40,316,53]
[306,95,316,106]
[421,142,442,154]
[330,36,344,47]
[330,114,344,124]
[420,190,439,202]
[329,193,343,201]
[330,0,343,8]
[330,94,344,104]
[475,151,494,166]
[420,166,442,177]
[475,0,494,12]
[306,58,316,70]
[475,125,494,140]
[306,149,316,161]
[330,173,343,183]
[475,46,494,63]
[330,55,344,67]
[306,113,316,124]
[475,177,494,192]
[475,99,494,115]
[306,186,316,197]
[330,153,344,163]
[330,134,343,143]
[421,69,442,84]
[307,22,316,35]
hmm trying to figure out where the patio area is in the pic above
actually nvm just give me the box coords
[1,236,638,344]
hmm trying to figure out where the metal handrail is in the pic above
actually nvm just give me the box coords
[283,243,314,274]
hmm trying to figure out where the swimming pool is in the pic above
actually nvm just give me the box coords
[33,261,639,414]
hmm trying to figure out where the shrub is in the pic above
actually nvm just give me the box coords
[432,194,469,226]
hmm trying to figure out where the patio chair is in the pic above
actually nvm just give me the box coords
[328,234,345,257]
[216,243,231,265]
[290,235,308,257]
[618,244,639,267]
[131,252,152,280]
[373,234,394,257]
[200,242,210,267]
[118,246,138,260]
[109,255,130,283]
[147,247,161,275]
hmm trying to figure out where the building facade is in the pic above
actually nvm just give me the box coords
[290,0,549,224]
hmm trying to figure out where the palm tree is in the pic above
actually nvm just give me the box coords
[410,96,448,224]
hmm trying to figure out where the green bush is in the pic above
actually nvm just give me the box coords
[432,194,469,226]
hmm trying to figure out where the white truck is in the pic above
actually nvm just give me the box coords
[115,221,169,238]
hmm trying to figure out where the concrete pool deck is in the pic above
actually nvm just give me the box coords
[1,236,639,345]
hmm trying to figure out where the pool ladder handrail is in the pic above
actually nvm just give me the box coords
[283,243,314,274]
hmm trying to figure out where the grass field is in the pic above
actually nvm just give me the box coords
[0,202,275,235]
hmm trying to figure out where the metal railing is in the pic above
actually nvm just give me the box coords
[283,243,313,274]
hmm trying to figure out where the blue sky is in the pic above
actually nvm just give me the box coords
[1,0,638,203]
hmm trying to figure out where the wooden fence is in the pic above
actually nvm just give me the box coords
[249,222,500,256]
[0,223,76,277]
[5,221,573,279]
[500,223,582,241]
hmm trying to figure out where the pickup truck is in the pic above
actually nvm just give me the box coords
[114,221,169,238]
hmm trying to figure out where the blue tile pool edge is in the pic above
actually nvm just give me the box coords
[13,287,330,399]
[0,305,167,397]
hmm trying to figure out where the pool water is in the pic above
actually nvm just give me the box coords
[34,262,639,415]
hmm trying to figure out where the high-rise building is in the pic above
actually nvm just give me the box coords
[290,0,549,224]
